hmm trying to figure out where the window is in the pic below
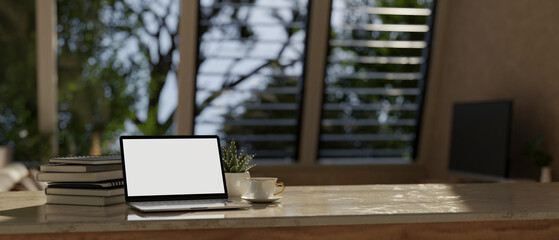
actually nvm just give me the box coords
[34,0,435,168]
[57,0,180,155]
[319,0,434,163]
[194,0,310,163]
[0,0,50,163]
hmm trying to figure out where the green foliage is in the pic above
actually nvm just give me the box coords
[57,0,137,155]
[57,0,178,155]
[523,134,553,168]
[221,140,255,173]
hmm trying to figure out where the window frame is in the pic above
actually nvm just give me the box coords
[411,0,438,160]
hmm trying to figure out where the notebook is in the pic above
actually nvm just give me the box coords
[49,155,121,165]
[119,135,251,212]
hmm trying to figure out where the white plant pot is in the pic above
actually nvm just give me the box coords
[540,166,552,183]
[225,172,250,198]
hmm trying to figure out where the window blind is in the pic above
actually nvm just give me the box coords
[319,0,435,163]
[194,0,310,162]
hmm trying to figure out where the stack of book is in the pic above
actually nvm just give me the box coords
[38,155,125,206]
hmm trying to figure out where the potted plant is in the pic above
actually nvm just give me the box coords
[222,140,255,198]
[523,134,553,183]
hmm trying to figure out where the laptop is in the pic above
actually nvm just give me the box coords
[119,135,251,212]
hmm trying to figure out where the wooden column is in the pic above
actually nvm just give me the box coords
[176,0,199,135]
[298,0,332,164]
[36,0,58,155]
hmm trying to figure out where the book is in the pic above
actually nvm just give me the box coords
[46,194,125,206]
[0,163,29,191]
[49,155,121,165]
[40,163,122,173]
[37,170,123,182]
[46,187,124,197]
[47,179,124,189]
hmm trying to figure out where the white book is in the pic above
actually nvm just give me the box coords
[45,187,124,197]
[37,170,123,182]
[40,163,122,173]
[46,194,125,206]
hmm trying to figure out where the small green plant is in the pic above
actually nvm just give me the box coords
[221,140,255,173]
[523,134,553,168]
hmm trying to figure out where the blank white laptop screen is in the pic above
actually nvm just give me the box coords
[121,138,225,197]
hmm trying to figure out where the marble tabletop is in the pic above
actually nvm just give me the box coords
[2,183,559,234]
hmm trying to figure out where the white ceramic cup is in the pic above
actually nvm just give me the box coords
[246,177,285,199]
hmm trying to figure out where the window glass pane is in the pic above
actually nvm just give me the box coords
[320,0,434,163]
[0,0,49,163]
[194,0,309,163]
[57,0,180,155]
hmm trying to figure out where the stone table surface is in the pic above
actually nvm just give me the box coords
[2,183,559,234]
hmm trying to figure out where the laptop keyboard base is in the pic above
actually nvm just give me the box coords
[129,199,249,212]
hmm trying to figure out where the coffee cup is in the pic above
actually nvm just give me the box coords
[245,177,285,199]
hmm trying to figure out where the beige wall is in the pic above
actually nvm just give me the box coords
[419,0,559,180]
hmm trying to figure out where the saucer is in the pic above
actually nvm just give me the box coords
[241,196,282,203]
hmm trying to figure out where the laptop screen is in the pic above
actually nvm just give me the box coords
[120,136,226,198]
